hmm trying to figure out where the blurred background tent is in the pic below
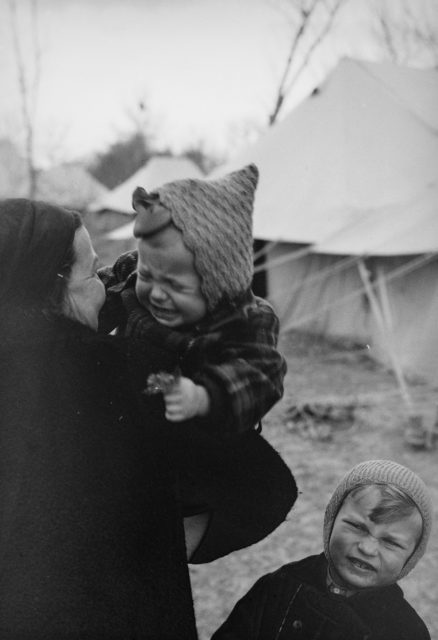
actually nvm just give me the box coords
[211,57,438,388]
[36,163,107,210]
[85,155,204,265]
[0,142,106,211]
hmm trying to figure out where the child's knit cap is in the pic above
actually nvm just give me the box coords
[132,164,259,311]
[323,459,433,579]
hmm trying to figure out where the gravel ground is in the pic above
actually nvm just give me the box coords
[190,331,438,640]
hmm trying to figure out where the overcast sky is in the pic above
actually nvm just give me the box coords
[0,0,435,165]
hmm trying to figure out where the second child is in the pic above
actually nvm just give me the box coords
[212,459,433,640]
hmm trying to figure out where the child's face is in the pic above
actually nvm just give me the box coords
[135,226,207,328]
[328,485,422,591]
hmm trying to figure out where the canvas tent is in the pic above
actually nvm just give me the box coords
[212,58,438,388]
[90,155,203,218]
[0,145,105,210]
[36,164,107,210]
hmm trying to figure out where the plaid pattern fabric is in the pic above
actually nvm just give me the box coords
[98,251,287,433]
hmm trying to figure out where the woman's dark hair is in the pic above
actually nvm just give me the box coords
[43,214,83,317]
[0,200,84,335]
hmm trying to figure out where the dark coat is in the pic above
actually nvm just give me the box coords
[178,424,297,564]
[98,251,287,434]
[0,312,197,640]
[97,253,297,564]
[212,553,430,640]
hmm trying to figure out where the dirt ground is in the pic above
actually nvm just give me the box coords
[189,331,438,640]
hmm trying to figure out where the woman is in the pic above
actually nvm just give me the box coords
[0,199,197,639]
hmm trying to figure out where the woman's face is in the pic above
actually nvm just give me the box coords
[63,226,106,330]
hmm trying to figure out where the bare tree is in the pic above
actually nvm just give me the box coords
[373,0,438,68]
[128,99,156,150]
[181,142,219,175]
[268,0,349,126]
[88,131,152,189]
[8,0,41,198]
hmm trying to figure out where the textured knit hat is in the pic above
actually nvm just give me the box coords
[323,460,433,580]
[132,164,259,311]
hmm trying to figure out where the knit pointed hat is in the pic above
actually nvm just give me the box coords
[323,460,433,580]
[132,164,259,311]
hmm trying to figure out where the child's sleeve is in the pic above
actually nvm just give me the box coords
[191,298,287,433]
[97,251,138,334]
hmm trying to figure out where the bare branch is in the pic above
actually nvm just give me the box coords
[269,0,320,125]
[268,0,348,126]
[372,0,438,67]
[401,0,438,66]
[8,0,40,198]
[374,2,399,62]
[30,0,41,123]
[283,0,346,96]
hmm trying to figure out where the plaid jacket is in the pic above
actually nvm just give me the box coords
[98,251,287,434]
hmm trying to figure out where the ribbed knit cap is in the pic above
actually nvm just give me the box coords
[323,460,433,580]
[132,164,258,311]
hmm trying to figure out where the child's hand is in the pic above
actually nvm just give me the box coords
[163,377,210,422]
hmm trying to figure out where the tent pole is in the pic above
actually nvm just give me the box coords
[357,259,414,414]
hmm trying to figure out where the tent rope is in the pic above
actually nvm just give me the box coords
[278,252,437,334]
[268,253,363,307]
[253,241,278,261]
[253,244,313,273]
[358,260,413,413]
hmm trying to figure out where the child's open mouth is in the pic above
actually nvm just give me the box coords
[150,305,176,321]
[348,557,376,572]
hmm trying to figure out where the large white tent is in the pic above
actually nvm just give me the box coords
[213,58,438,387]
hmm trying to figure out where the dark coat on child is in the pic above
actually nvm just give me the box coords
[97,251,297,565]
[212,553,430,640]
[98,250,287,434]
[0,311,197,640]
